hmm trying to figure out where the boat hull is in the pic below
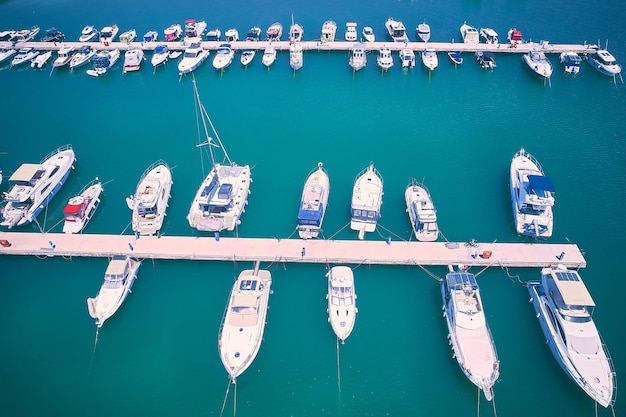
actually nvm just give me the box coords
[350,164,383,238]
[131,162,172,236]
[297,164,330,239]
[327,266,357,341]
[405,183,438,241]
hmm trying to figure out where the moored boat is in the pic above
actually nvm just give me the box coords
[417,22,430,42]
[349,42,367,71]
[88,49,120,76]
[119,29,137,43]
[177,42,209,75]
[206,28,221,41]
[528,265,615,408]
[123,48,144,73]
[448,51,463,65]
[240,49,255,67]
[79,25,98,42]
[362,26,375,42]
[399,48,415,68]
[69,45,95,70]
[13,26,40,42]
[143,30,158,43]
[344,22,357,41]
[212,43,235,70]
[261,45,276,68]
[507,28,523,46]
[475,51,496,69]
[523,48,553,79]
[87,255,140,328]
[99,24,119,46]
[479,27,498,44]
[30,51,52,69]
[320,20,337,43]
[62,178,103,234]
[53,46,75,68]
[385,17,408,42]
[10,47,39,66]
[41,27,64,43]
[0,47,17,64]
[127,160,173,236]
[405,180,438,241]
[151,44,170,67]
[350,163,383,239]
[560,52,582,74]
[421,47,438,71]
[164,24,182,41]
[225,28,239,42]
[586,47,622,77]
[289,42,303,71]
[460,22,479,43]
[289,19,304,43]
[377,47,394,71]
[266,22,282,41]
[327,266,357,342]
[297,162,329,239]
[246,26,261,41]
[184,19,207,39]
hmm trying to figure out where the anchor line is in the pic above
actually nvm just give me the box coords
[89,327,99,375]
[219,379,232,417]
[476,386,480,417]
[492,392,498,417]
[327,221,350,240]
[336,336,341,393]
[233,378,237,416]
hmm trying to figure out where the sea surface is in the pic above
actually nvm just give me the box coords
[0,1,625,416]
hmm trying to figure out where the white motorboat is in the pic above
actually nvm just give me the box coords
[123,48,144,73]
[206,28,221,41]
[1,145,75,229]
[399,48,415,68]
[297,162,329,239]
[320,20,337,43]
[350,163,383,239]
[225,28,239,42]
[79,25,98,42]
[345,22,357,41]
[52,46,75,68]
[586,48,622,77]
[240,49,255,67]
[246,26,261,41]
[178,42,209,75]
[0,47,17,64]
[119,29,136,43]
[385,18,408,43]
[289,42,303,71]
[69,45,95,69]
[507,28,523,45]
[523,48,553,79]
[212,43,235,70]
[10,47,39,67]
[261,45,276,68]
[127,160,172,236]
[460,22,479,43]
[187,81,252,233]
[99,24,119,45]
[362,26,375,42]
[0,30,16,42]
[479,27,498,44]
[184,19,207,39]
[448,51,463,65]
[266,22,282,41]
[164,23,182,41]
[30,51,52,69]
[377,47,393,71]
[13,26,40,42]
[441,266,500,401]
[151,44,170,67]
[327,266,357,342]
[41,27,65,43]
[475,51,496,69]
[62,178,103,234]
[405,180,438,241]
[349,42,367,71]
[289,19,304,43]
[87,255,140,328]
[88,49,120,76]
[421,47,438,71]
[169,50,182,59]
[510,148,555,238]
[560,52,582,74]
[218,267,272,382]
[143,30,158,43]
[528,265,615,408]
[417,22,430,42]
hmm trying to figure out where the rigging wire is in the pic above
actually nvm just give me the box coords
[88,327,99,376]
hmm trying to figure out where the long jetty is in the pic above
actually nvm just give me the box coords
[0,232,586,268]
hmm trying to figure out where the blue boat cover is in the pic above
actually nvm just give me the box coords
[446,272,478,290]
[298,202,323,225]
[154,45,168,54]
[528,175,555,193]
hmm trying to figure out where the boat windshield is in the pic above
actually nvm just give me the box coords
[352,209,378,222]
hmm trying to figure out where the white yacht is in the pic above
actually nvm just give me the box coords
[289,18,304,43]
[52,46,75,68]
[69,45,95,70]
[560,52,582,74]
[224,28,239,42]
[62,179,103,234]
[151,44,170,67]
[399,48,416,68]
[377,47,393,71]
[528,265,615,408]
[212,43,235,70]
[184,19,207,39]
[523,48,553,79]
[266,22,283,41]
[99,24,119,45]
[297,162,330,239]
[327,266,357,342]
[206,28,221,41]
[218,267,272,382]
[88,49,120,76]
[119,29,136,43]
[405,180,438,241]
[345,22,357,41]
[13,26,40,42]
[31,51,52,69]
[261,45,276,68]
[441,267,500,401]
[1,145,75,229]
[87,255,140,328]
[479,27,498,44]
[178,42,209,75]
[289,42,303,71]
[510,148,555,238]
[350,163,383,239]
[320,20,337,43]
[123,48,144,73]
[421,47,438,71]
[586,48,622,77]
[164,23,182,41]
[385,18,408,42]
[417,22,430,42]
[0,47,17,64]
[0,30,16,42]
[127,160,172,236]
[240,49,255,67]
[349,42,367,71]
[187,81,252,233]
[460,22,479,43]
[10,47,39,67]
[362,26,375,42]
[79,25,98,42]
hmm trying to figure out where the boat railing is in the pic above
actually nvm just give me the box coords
[40,144,72,163]
[138,159,169,182]
[519,149,546,175]
[599,334,618,406]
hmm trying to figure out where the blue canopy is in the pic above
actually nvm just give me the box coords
[446,272,478,290]
[528,175,555,193]
[298,202,323,225]
[154,45,168,54]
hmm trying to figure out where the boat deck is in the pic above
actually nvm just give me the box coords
[0,232,586,268]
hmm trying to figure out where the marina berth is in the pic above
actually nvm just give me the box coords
[163,23,182,41]
[399,48,415,68]
[151,44,169,67]
[528,265,615,408]
[79,25,98,42]
[320,20,337,43]
[326,266,357,342]
[362,26,375,42]
[350,163,383,239]
[62,178,103,234]
[560,51,581,74]
[212,43,235,70]
[289,42,303,71]
[87,255,140,328]
[460,22,479,43]
[421,47,438,71]
[297,162,330,239]
[376,47,394,71]
[99,24,118,46]
[119,29,136,44]
[344,22,357,41]
[261,45,276,67]
[349,42,367,71]
[184,19,207,39]
[385,17,408,42]
[127,160,173,236]
[142,30,158,43]
[87,48,120,76]
[523,47,553,79]
[68,45,95,69]
[52,46,75,68]
[225,28,239,43]
[441,266,500,401]
[479,27,498,44]
[405,180,438,242]
[123,48,144,73]
[177,42,209,75]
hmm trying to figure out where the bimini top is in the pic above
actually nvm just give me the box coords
[9,164,44,182]
[105,255,130,281]
[528,175,555,193]
[547,268,595,307]
[446,272,478,290]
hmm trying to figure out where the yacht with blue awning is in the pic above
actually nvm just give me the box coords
[297,163,330,239]
[510,148,555,238]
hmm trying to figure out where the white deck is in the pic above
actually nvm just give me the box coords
[0,232,586,268]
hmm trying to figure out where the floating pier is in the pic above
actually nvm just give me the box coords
[0,232,586,268]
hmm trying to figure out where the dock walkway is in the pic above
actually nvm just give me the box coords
[0,232,586,269]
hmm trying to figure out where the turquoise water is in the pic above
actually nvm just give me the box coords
[1,1,625,416]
